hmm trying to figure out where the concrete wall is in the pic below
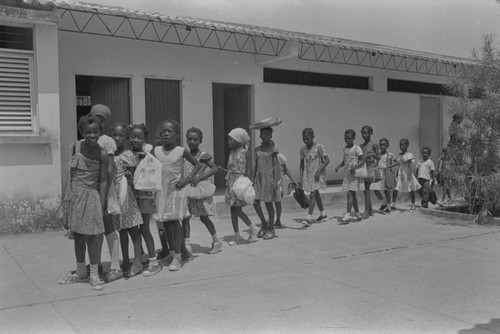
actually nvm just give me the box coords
[0,22,61,200]
[58,31,451,187]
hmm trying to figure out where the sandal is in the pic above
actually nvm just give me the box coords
[126,262,143,278]
[59,273,88,285]
[105,269,123,283]
[89,276,104,291]
[263,230,276,240]
[257,227,267,238]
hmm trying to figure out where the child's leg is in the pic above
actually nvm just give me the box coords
[253,199,268,234]
[274,201,282,226]
[315,190,324,212]
[167,220,183,271]
[392,190,398,208]
[264,202,275,230]
[86,234,103,290]
[95,233,103,265]
[384,190,392,206]
[374,190,384,201]
[156,221,170,257]
[182,217,191,241]
[140,214,156,259]
[235,206,257,242]
[74,232,87,277]
[229,206,241,245]
[347,191,353,213]
[128,226,143,270]
[103,214,120,272]
[200,216,222,254]
[410,191,415,205]
[119,229,130,268]
[363,181,373,216]
[352,192,359,213]
[308,191,317,217]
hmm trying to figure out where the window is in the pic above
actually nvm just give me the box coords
[0,25,35,134]
[387,79,452,96]
[264,68,369,90]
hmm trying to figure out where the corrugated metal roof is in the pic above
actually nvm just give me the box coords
[53,0,477,66]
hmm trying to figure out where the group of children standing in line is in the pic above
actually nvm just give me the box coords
[59,104,449,291]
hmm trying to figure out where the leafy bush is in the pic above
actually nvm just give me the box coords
[446,34,500,221]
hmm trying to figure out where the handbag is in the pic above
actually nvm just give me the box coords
[354,163,368,178]
[293,187,310,209]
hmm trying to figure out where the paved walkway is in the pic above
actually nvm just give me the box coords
[1,207,500,333]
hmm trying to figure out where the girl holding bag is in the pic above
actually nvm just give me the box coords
[182,127,223,255]
[335,129,364,224]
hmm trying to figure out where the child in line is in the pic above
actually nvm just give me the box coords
[359,125,380,219]
[221,128,258,245]
[335,129,364,223]
[129,124,162,276]
[59,115,108,291]
[299,128,330,226]
[372,138,395,213]
[416,147,436,208]
[87,104,122,282]
[182,127,223,255]
[153,120,203,271]
[275,153,298,229]
[110,123,144,277]
[437,147,452,205]
[253,127,281,240]
[389,138,421,210]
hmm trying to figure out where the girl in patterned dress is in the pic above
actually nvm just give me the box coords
[371,138,395,213]
[59,115,108,291]
[359,125,380,219]
[299,128,330,226]
[389,138,421,211]
[129,124,162,277]
[153,120,202,271]
[182,127,223,255]
[220,128,258,246]
[252,127,281,240]
[110,123,144,277]
[335,129,364,223]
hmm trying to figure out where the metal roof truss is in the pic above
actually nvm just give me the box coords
[299,43,469,77]
[57,7,287,56]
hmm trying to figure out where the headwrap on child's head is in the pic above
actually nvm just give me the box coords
[89,104,111,121]
[228,128,250,147]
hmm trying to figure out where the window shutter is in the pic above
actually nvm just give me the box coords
[0,52,34,133]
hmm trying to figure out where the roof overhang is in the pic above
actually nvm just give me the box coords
[53,1,477,77]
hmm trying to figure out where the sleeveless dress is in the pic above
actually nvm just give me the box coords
[153,146,189,221]
[225,147,248,207]
[300,143,327,192]
[111,150,143,230]
[254,144,281,202]
[67,142,104,235]
[342,144,365,191]
[184,150,216,217]
[395,152,421,192]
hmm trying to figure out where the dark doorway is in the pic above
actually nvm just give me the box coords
[75,75,130,139]
[212,83,252,188]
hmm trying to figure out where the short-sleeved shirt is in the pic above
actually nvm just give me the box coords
[416,159,435,180]
[98,135,117,155]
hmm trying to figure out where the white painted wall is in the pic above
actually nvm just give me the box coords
[0,22,61,200]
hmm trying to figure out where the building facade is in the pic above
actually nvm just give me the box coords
[0,1,476,229]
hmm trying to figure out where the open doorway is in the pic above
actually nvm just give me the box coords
[75,75,131,139]
[212,83,252,189]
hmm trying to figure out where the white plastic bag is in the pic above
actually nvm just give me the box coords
[186,180,216,198]
[134,153,162,192]
[164,187,190,220]
[107,182,121,215]
[233,176,255,204]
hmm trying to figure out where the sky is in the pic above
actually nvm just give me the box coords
[76,0,500,58]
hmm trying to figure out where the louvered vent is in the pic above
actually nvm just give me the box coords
[0,52,33,133]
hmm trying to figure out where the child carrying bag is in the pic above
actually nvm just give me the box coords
[134,152,162,192]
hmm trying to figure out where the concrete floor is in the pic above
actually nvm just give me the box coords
[1,206,500,333]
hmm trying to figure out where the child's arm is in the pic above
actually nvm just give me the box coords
[191,158,219,186]
[299,158,304,187]
[315,155,330,182]
[334,160,345,173]
[176,148,203,189]
[99,150,109,214]
[245,149,252,178]
[372,143,381,162]
[283,163,298,186]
